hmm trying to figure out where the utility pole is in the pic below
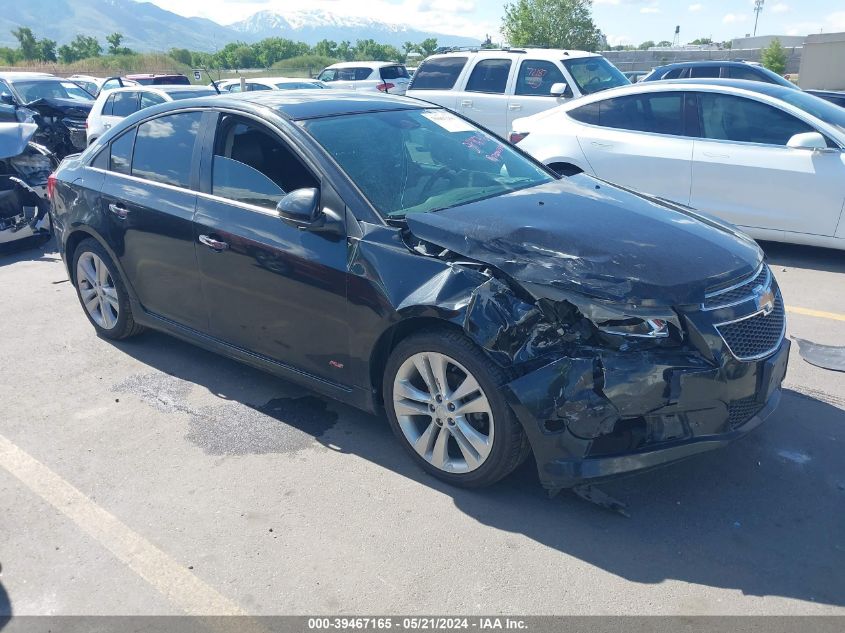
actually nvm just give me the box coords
[753,0,765,37]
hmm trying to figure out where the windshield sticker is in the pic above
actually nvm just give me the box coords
[462,134,505,163]
[421,110,476,133]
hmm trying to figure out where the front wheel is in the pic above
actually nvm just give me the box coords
[383,329,528,488]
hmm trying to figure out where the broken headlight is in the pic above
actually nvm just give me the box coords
[598,318,669,339]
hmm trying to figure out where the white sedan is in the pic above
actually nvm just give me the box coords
[511,79,845,250]
[214,77,329,92]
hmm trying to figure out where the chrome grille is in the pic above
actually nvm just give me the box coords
[716,293,785,361]
[704,264,770,310]
[727,396,762,429]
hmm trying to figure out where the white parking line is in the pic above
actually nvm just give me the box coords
[0,432,246,616]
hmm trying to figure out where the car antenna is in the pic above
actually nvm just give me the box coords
[196,67,221,94]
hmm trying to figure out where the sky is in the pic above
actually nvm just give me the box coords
[140,0,845,45]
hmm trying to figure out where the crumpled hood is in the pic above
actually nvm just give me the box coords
[27,97,92,118]
[0,122,38,160]
[405,175,762,306]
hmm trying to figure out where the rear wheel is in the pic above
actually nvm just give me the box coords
[72,238,144,340]
[383,329,527,488]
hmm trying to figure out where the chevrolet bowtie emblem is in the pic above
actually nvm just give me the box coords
[753,285,775,316]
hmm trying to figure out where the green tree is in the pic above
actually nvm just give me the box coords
[501,0,600,51]
[35,38,57,62]
[169,48,193,65]
[402,41,417,57]
[761,38,787,75]
[336,40,353,61]
[638,40,655,50]
[417,38,438,57]
[656,40,672,47]
[11,27,38,60]
[690,37,713,45]
[57,35,102,63]
[105,33,131,55]
[0,46,19,64]
[313,39,339,59]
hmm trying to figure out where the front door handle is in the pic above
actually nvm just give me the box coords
[508,103,522,111]
[198,234,229,251]
[103,123,111,130]
[703,151,730,158]
[591,141,613,149]
[460,99,473,107]
[108,202,128,219]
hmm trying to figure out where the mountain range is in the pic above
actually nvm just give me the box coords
[0,0,479,53]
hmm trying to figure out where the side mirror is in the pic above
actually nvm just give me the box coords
[0,94,15,106]
[276,188,321,226]
[787,131,834,152]
[550,82,572,98]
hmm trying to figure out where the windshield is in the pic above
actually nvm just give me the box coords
[563,57,629,95]
[303,109,553,218]
[11,80,94,103]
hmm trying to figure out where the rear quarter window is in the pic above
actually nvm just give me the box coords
[380,65,410,80]
[409,57,468,90]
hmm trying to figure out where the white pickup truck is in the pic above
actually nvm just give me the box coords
[406,48,629,138]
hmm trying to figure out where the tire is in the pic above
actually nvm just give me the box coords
[383,328,528,488]
[72,237,145,340]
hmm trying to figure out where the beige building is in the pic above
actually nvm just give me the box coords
[799,32,845,90]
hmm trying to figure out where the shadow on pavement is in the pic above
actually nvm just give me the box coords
[761,240,845,274]
[109,330,845,610]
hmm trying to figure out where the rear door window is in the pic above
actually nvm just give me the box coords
[140,92,166,108]
[211,114,317,210]
[515,60,565,96]
[728,65,769,82]
[689,65,721,78]
[110,127,135,175]
[131,111,202,188]
[594,93,685,135]
[111,91,139,117]
[465,59,512,94]
[409,57,468,90]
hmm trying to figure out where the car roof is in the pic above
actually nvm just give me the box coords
[326,61,402,69]
[427,47,598,60]
[139,90,429,121]
[0,72,60,80]
[654,60,752,69]
[556,78,799,106]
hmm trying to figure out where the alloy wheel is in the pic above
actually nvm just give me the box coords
[76,252,119,330]
[392,352,494,473]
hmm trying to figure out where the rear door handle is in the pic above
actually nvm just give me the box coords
[198,234,229,251]
[703,151,730,158]
[460,99,473,107]
[108,202,128,219]
[508,104,522,111]
[103,123,111,129]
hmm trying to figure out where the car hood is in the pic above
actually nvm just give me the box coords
[26,97,93,118]
[0,122,38,160]
[404,176,762,306]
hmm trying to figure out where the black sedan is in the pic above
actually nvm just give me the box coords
[49,91,788,492]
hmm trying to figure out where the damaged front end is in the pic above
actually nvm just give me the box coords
[15,98,90,159]
[0,122,57,246]
[386,178,789,491]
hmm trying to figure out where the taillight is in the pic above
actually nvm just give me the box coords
[509,132,529,144]
[376,82,395,92]
[47,173,57,200]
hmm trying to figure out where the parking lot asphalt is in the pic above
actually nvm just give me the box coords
[0,238,843,616]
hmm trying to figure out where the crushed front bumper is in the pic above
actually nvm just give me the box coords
[504,338,790,491]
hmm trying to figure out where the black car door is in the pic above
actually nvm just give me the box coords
[193,111,351,384]
[98,110,207,330]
